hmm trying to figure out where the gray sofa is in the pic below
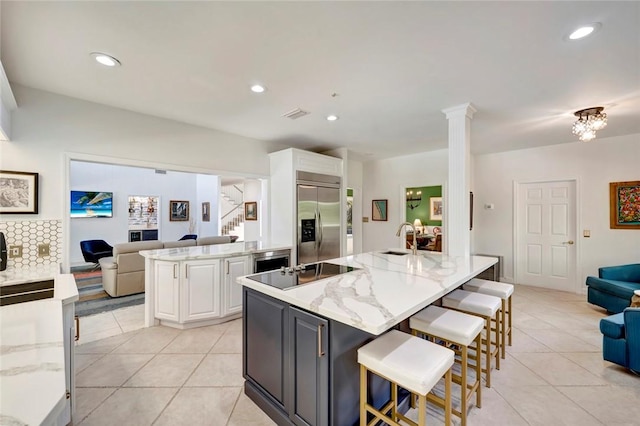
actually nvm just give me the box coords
[98,237,235,297]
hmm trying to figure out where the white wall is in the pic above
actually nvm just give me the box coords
[196,174,220,237]
[473,133,640,288]
[0,86,281,268]
[362,149,448,252]
[0,86,281,221]
[243,179,264,242]
[70,161,205,264]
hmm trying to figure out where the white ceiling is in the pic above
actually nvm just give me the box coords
[2,1,639,160]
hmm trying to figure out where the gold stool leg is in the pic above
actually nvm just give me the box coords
[475,332,482,408]
[508,295,513,346]
[501,299,507,359]
[461,344,468,425]
[444,368,452,426]
[494,310,501,371]
[360,364,367,426]
[484,316,491,388]
[418,393,427,426]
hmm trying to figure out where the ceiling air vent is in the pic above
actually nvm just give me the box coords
[282,108,310,120]
[155,169,167,174]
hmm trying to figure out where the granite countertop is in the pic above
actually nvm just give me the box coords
[140,240,292,261]
[0,273,78,425]
[237,250,497,335]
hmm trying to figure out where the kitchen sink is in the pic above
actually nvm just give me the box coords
[381,250,409,256]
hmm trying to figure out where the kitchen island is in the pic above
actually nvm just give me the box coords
[0,265,79,426]
[237,250,497,426]
[141,241,291,328]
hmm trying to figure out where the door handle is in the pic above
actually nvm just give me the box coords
[317,324,325,357]
[563,240,575,245]
[317,210,323,249]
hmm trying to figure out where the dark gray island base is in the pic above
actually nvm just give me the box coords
[243,287,394,426]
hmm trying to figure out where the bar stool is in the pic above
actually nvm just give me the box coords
[463,278,514,359]
[410,305,484,426]
[358,329,455,426]
[442,289,501,388]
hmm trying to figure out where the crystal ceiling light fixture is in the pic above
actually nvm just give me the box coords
[572,106,607,141]
[406,190,422,210]
[90,52,121,67]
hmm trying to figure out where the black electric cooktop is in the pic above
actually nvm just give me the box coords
[248,262,359,290]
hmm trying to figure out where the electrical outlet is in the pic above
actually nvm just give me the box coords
[9,245,23,258]
[583,229,591,238]
[363,217,369,223]
[38,243,50,257]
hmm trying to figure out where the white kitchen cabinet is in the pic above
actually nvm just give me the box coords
[222,255,250,316]
[154,260,180,322]
[59,295,76,425]
[183,260,221,322]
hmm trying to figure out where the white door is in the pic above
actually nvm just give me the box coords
[516,180,577,292]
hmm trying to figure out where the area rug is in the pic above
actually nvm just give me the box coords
[72,267,145,317]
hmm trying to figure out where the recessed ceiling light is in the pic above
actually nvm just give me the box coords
[568,23,601,40]
[91,52,121,67]
[250,84,266,93]
[326,115,339,121]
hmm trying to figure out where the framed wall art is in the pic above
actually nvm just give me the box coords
[0,170,39,214]
[610,181,640,229]
[430,197,443,221]
[169,200,189,221]
[202,202,210,222]
[372,199,388,221]
[245,201,257,221]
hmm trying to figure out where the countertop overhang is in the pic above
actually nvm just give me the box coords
[237,250,497,335]
[140,240,292,261]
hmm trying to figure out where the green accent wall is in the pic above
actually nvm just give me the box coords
[406,185,442,226]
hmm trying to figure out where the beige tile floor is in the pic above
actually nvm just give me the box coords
[74,285,640,425]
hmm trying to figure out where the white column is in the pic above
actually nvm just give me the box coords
[442,103,476,257]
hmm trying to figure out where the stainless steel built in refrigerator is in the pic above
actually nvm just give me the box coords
[297,171,341,265]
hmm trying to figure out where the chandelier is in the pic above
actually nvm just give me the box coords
[572,106,607,141]
[406,190,422,210]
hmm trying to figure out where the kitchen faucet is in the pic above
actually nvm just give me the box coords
[396,222,417,255]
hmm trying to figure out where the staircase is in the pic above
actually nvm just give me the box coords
[220,184,244,239]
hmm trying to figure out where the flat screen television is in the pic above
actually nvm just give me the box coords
[70,191,113,218]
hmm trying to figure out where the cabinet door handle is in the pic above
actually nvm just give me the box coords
[74,315,80,341]
[226,260,229,275]
[173,264,177,279]
[317,324,325,357]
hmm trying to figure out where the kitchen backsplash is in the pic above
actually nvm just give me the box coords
[0,219,62,269]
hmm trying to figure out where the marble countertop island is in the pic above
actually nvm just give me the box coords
[0,272,78,425]
[238,250,497,335]
[140,240,291,261]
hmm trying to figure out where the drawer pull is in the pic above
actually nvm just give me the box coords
[317,324,325,357]
[74,315,79,341]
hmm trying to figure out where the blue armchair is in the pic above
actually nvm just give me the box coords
[80,239,113,264]
[600,308,640,374]
[586,264,640,313]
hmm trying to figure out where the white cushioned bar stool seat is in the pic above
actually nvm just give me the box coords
[463,278,514,359]
[358,329,455,426]
[442,289,502,388]
[410,306,484,425]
